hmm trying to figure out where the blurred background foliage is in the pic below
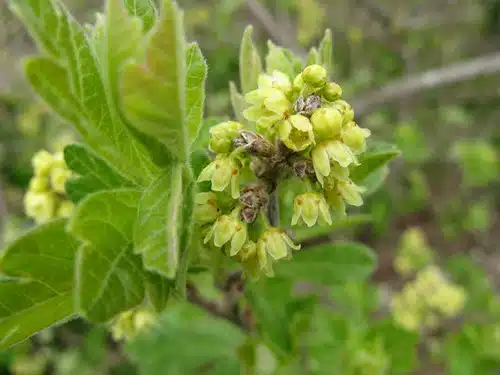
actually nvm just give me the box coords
[2,0,500,374]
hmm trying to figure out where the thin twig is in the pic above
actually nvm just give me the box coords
[245,0,305,56]
[353,52,500,117]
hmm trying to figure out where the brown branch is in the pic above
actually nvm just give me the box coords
[245,0,305,56]
[353,52,500,117]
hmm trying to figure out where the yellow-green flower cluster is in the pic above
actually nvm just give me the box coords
[390,265,466,332]
[24,150,74,224]
[195,64,372,277]
[110,307,157,342]
[394,227,434,277]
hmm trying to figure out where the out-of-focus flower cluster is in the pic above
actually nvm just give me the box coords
[394,227,434,276]
[196,63,372,278]
[391,265,466,332]
[24,150,74,224]
[110,307,157,342]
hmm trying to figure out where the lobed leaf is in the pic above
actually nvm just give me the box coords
[0,220,80,349]
[69,189,145,322]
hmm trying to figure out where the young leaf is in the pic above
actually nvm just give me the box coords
[239,25,263,94]
[64,144,134,203]
[134,167,183,279]
[350,142,400,185]
[274,242,376,284]
[229,81,248,124]
[15,0,161,186]
[265,41,295,78]
[126,303,245,374]
[69,189,145,322]
[125,0,158,32]
[121,0,190,161]
[0,220,80,349]
[318,29,333,76]
[186,43,208,145]
[307,47,320,65]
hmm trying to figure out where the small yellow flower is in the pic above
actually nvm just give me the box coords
[193,192,220,224]
[257,228,300,262]
[32,150,54,177]
[50,167,72,194]
[310,107,343,140]
[292,192,332,227]
[56,200,74,218]
[209,121,245,153]
[24,191,56,223]
[302,64,327,87]
[337,179,364,207]
[204,215,247,256]
[311,140,356,185]
[29,176,49,192]
[278,114,315,151]
[342,121,371,154]
[197,155,241,198]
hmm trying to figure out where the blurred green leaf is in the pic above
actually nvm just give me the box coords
[145,272,172,313]
[0,220,80,349]
[274,242,376,284]
[134,167,183,279]
[265,41,295,78]
[292,214,373,242]
[64,144,134,203]
[125,0,158,32]
[186,43,208,145]
[126,303,245,375]
[319,29,333,76]
[121,0,189,161]
[307,47,320,65]
[70,189,145,323]
[239,26,263,94]
[229,81,248,124]
[350,141,400,185]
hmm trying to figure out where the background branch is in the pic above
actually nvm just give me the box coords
[352,53,500,117]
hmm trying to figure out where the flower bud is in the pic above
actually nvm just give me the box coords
[311,107,343,140]
[292,192,332,227]
[194,192,220,224]
[56,200,74,218]
[337,179,364,207]
[302,64,327,87]
[342,121,371,154]
[332,100,354,123]
[257,228,300,261]
[209,121,245,153]
[278,114,315,151]
[293,73,305,90]
[321,82,342,101]
[51,167,72,194]
[32,150,54,177]
[24,191,56,223]
[29,176,49,192]
[197,155,241,198]
[204,215,247,256]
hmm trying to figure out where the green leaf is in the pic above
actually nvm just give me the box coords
[121,0,189,161]
[64,144,134,203]
[239,25,262,94]
[362,165,390,196]
[350,141,400,184]
[69,190,145,322]
[292,214,373,242]
[185,43,207,145]
[126,303,245,374]
[145,272,172,312]
[15,0,161,186]
[0,220,80,349]
[307,47,320,65]
[265,41,295,78]
[24,57,85,128]
[125,0,158,32]
[246,278,294,359]
[134,167,183,279]
[229,81,247,124]
[274,242,376,284]
[318,29,333,76]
